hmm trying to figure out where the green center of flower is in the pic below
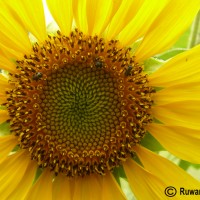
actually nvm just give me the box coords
[5,29,154,177]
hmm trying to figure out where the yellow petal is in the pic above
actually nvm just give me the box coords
[152,100,200,129]
[0,135,18,163]
[134,145,200,191]
[0,93,7,105]
[7,158,37,200]
[112,0,123,15]
[0,43,24,60]
[106,0,144,40]
[147,123,200,164]
[117,0,168,46]
[0,2,31,57]
[73,174,101,200]
[135,0,200,61]
[153,83,200,105]
[52,174,74,200]
[25,169,53,200]
[0,110,9,124]
[0,150,30,199]
[102,172,126,200]
[5,0,46,42]
[86,0,113,35]
[123,158,170,200]
[73,0,88,34]
[149,44,200,87]
[0,74,11,90]
[46,0,73,35]
[73,0,120,35]
[0,48,16,73]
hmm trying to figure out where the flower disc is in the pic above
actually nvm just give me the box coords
[5,30,154,177]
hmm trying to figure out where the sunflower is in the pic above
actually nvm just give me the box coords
[1,0,200,199]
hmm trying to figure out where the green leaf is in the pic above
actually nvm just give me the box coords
[113,166,137,199]
[173,28,191,48]
[0,121,10,136]
[113,165,127,185]
[0,106,6,110]
[179,160,200,170]
[140,132,165,152]
[120,178,136,200]
[143,57,164,74]
[188,11,200,48]
[33,167,43,184]
[156,48,187,60]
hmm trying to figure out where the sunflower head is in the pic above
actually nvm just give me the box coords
[1,0,200,199]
